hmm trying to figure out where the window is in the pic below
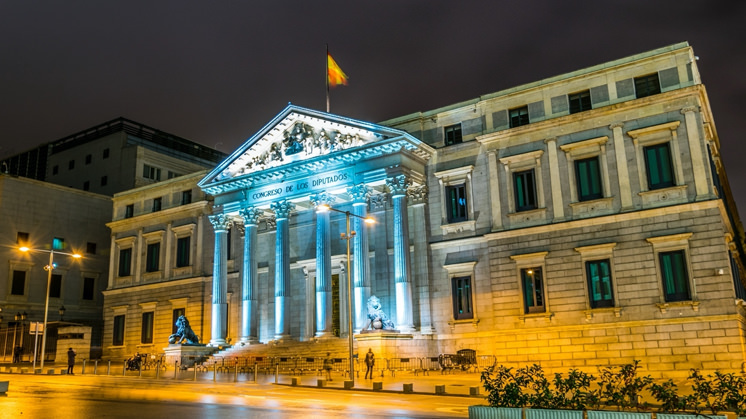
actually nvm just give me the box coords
[634,73,661,99]
[226,229,232,260]
[141,312,154,344]
[181,190,192,205]
[521,267,545,314]
[85,154,92,165]
[445,184,468,223]
[569,90,592,114]
[52,165,59,175]
[125,204,134,218]
[86,242,96,254]
[513,169,537,211]
[176,237,191,267]
[586,260,614,308]
[53,237,65,250]
[103,148,110,159]
[451,276,474,320]
[146,243,160,272]
[644,142,675,190]
[575,157,603,201]
[48,274,62,298]
[509,106,529,128]
[168,171,182,179]
[11,270,26,295]
[113,315,125,346]
[444,124,463,146]
[143,164,161,181]
[172,308,185,334]
[68,160,75,170]
[83,181,90,191]
[118,248,132,276]
[660,250,691,302]
[152,197,162,212]
[101,176,107,186]
[17,232,29,246]
[83,277,95,300]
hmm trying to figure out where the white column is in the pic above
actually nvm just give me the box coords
[487,151,503,230]
[348,184,372,332]
[387,175,414,332]
[545,137,565,221]
[610,122,634,210]
[270,200,295,339]
[681,106,709,199]
[310,193,335,337]
[239,207,261,343]
[208,213,232,346]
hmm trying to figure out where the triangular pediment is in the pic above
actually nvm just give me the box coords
[199,104,433,196]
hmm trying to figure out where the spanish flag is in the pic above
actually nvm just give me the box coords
[327,53,348,87]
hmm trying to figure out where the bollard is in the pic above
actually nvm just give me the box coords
[403,383,414,393]
[107,360,111,376]
[234,362,238,383]
[275,363,279,384]
[193,364,197,381]
[94,360,98,376]
[122,360,126,376]
[253,363,258,384]
[373,381,383,391]
[435,385,446,395]
[469,386,480,396]
[155,361,160,379]
[82,359,87,375]
[213,364,217,382]
[174,361,179,380]
[138,359,142,377]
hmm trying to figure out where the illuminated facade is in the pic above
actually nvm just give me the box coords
[102,42,746,376]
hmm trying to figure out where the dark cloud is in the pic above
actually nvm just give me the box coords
[1,1,745,215]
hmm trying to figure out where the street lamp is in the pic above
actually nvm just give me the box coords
[317,204,375,386]
[19,246,81,370]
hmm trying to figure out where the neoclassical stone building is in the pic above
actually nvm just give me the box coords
[103,42,746,377]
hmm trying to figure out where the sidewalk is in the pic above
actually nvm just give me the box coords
[0,360,487,398]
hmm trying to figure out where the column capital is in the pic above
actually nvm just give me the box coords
[609,122,625,130]
[386,174,411,197]
[681,106,698,114]
[239,207,262,226]
[543,136,558,144]
[369,193,387,211]
[348,183,372,204]
[208,213,232,232]
[270,200,296,220]
[407,185,428,205]
[309,192,336,209]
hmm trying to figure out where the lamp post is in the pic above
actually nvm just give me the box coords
[19,246,81,370]
[318,205,374,386]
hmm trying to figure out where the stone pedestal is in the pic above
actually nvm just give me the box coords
[163,344,218,369]
[355,331,416,360]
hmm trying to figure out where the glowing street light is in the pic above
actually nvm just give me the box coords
[19,246,81,370]
[317,204,374,386]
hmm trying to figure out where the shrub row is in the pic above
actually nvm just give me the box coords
[480,361,746,416]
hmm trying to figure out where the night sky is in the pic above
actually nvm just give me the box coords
[1,2,745,215]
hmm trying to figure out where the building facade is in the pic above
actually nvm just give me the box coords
[102,42,746,377]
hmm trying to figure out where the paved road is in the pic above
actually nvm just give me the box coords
[1,372,483,418]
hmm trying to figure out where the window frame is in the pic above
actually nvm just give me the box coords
[181,190,192,205]
[560,136,611,204]
[152,197,162,212]
[124,204,134,219]
[49,273,63,299]
[509,252,549,317]
[500,150,545,216]
[643,142,676,190]
[434,166,475,234]
[11,270,26,296]
[568,90,592,114]
[574,243,619,316]
[443,261,478,325]
[509,106,530,128]
[646,233,697,311]
[513,169,538,212]
[659,250,691,302]
[146,242,160,273]
[444,123,463,146]
[82,277,96,301]
[118,247,133,277]
[627,121,685,197]
[634,73,661,99]
[141,311,154,344]
[112,314,125,346]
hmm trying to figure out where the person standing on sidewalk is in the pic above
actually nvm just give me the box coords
[67,348,76,375]
[323,352,333,381]
[364,348,375,379]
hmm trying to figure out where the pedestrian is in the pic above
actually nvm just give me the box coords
[323,352,333,381]
[364,348,375,379]
[13,346,22,363]
[67,347,76,375]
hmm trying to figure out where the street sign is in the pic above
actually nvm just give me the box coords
[30,321,44,334]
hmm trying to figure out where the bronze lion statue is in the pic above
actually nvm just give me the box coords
[168,315,200,345]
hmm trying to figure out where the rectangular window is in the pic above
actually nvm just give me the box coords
[17,232,29,246]
[52,165,59,175]
[513,169,537,212]
[660,250,691,302]
[635,73,661,98]
[575,157,603,201]
[86,242,97,254]
[176,237,191,267]
[113,315,125,346]
[53,237,65,250]
[569,90,592,114]
[83,181,90,191]
[11,270,26,295]
[586,260,614,308]
[451,276,474,320]
[68,160,75,170]
[445,184,468,223]
[118,248,132,277]
[227,229,232,260]
[141,312,154,344]
[509,106,530,128]
[143,164,161,181]
[103,148,110,159]
[644,142,675,189]
[146,243,160,272]
[521,267,545,314]
[85,154,92,165]
[181,190,192,205]
[101,176,108,186]
[83,277,95,300]
[125,204,134,219]
[444,124,463,146]
[152,197,162,212]
[49,274,62,298]
[172,308,185,334]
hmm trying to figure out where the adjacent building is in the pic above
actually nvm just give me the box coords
[102,42,746,377]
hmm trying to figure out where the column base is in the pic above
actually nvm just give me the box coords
[238,337,260,346]
[208,339,228,347]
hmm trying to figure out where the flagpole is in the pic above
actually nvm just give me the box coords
[326,44,330,112]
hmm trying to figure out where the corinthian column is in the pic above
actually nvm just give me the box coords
[387,175,414,332]
[238,207,261,343]
[208,212,232,346]
[348,183,372,331]
[270,199,295,339]
[310,192,335,337]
